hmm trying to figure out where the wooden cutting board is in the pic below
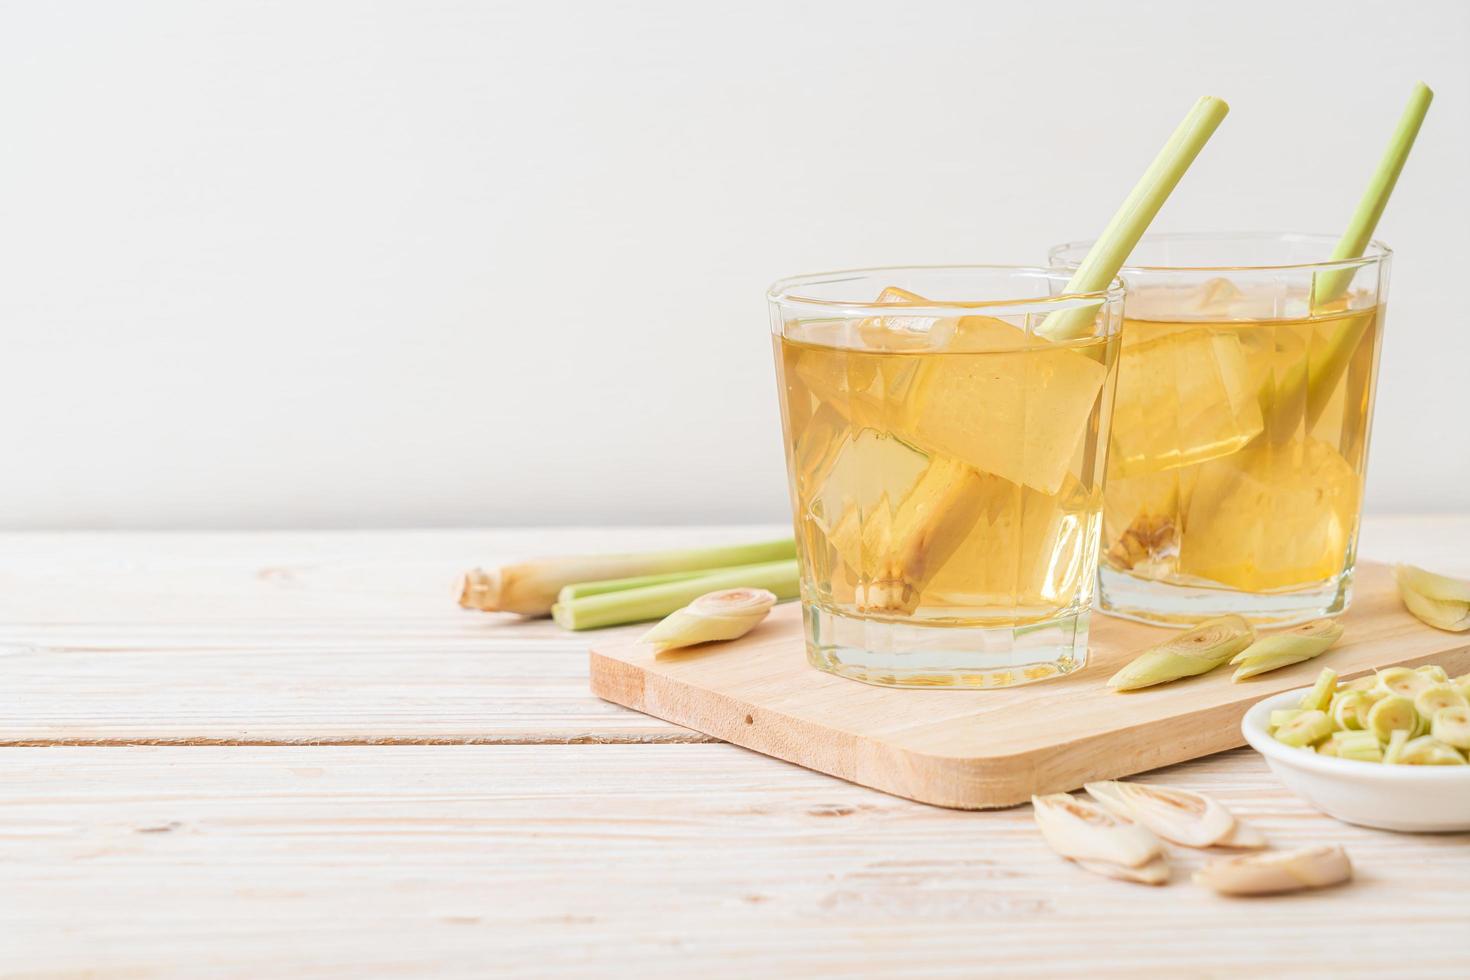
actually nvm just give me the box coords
[589,561,1470,809]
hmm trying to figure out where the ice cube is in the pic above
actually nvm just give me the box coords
[900,318,1108,495]
[1178,438,1361,591]
[1108,327,1264,477]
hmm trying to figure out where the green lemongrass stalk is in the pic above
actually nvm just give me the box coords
[639,587,778,653]
[1259,82,1433,439]
[1038,96,1230,342]
[1312,82,1434,305]
[552,560,798,631]
[457,537,795,616]
[557,568,711,603]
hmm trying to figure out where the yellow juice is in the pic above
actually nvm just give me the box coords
[775,299,1118,628]
[1102,282,1382,595]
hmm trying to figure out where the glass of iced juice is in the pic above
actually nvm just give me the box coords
[1049,233,1390,626]
[768,267,1124,688]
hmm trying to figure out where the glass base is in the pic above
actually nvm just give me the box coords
[1097,566,1353,628]
[803,604,1088,690]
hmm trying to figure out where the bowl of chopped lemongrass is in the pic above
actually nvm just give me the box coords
[1241,664,1470,833]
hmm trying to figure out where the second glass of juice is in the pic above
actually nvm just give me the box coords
[1050,233,1390,626]
[768,267,1123,688]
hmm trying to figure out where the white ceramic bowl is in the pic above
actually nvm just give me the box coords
[1241,688,1470,833]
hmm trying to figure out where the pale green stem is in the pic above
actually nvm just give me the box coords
[557,568,711,602]
[1313,82,1434,306]
[552,560,799,630]
[1038,96,1230,342]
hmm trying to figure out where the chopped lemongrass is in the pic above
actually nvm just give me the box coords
[638,587,778,654]
[457,538,796,616]
[1376,666,1432,699]
[1038,96,1229,342]
[1366,695,1422,743]
[1230,619,1343,681]
[1270,708,1305,729]
[1329,690,1372,731]
[1430,706,1470,750]
[1417,664,1451,683]
[1383,728,1412,764]
[1273,710,1333,748]
[1414,683,1469,725]
[1083,781,1238,849]
[1299,667,1339,713]
[1396,736,1467,766]
[1107,615,1254,691]
[1394,564,1470,632]
[1193,845,1352,896]
[551,560,797,631]
[1344,675,1379,693]
[1073,856,1170,886]
[1332,731,1384,763]
[1031,793,1165,873]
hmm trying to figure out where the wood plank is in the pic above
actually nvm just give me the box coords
[1,745,1465,977]
[0,520,1462,747]
[592,561,1470,808]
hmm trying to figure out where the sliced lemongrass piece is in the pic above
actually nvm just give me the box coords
[1416,664,1451,683]
[637,587,778,654]
[1396,736,1467,766]
[1193,845,1352,896]
[1330,690,1372,731]
[1366,695,1422,743]
[1376,666,1432,699]
[1214,820,1268,850]
[1083,781,1237,848]
[1394,564,1470,632]
[1107,615,1255,691]
[1270,708,1305,730]
[551,560,797,631]
[1299,667,1339,712]
[1073,855,1170,886]
[1383,729,1413,765]
[1273,710,1333,748]
[1230,619,1343,681]
[1332,731,1384,763]
[1414,683,1469,724]
[1037,96,1229,341]
[1316,739,1340,757]
[1430,706,1470,750]
[457,538,796,616]
[1344,675,1379,693]
[1030,793,1164,870]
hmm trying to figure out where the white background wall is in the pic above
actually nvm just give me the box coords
[1,0,1466,529]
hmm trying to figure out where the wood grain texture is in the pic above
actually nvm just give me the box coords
[591,561,1470,808]
[2,745,1466,979]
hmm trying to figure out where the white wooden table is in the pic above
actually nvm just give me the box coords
[3,518,1467,977]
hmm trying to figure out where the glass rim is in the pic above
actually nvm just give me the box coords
[1048,231,1393,274]
[767,264,1125,316]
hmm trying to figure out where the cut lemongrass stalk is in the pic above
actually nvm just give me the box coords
[551,560,797,631]
[456,538,795,616]
[1230,619,1343,681]
[638,587,778,654]
[1299,667,1339,713]
[1312,83,1434,306]
[1107,614,1254,691]
[1414,683,1468,724]
[1030,793,1164,871]
[1394,564,1470,632]
[1366,695,1421,743]
[557,569,711,602]
[1272,710,1333,748]
[1037,96,1229,342]
[1193,845,1352,896]
[1430,706,1470,750]
[1396,736,1467,766]
[1383,728,1412,764]
[1083,781,1237,849]
[1376,665,1432,698]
